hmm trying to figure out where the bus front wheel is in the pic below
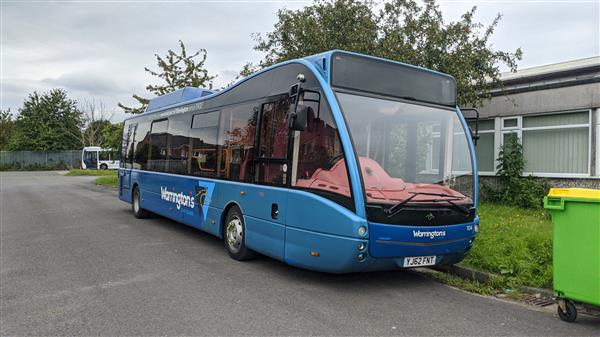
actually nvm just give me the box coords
[100,163,108,170]
[132,186,150,219]
[223,206,255,261]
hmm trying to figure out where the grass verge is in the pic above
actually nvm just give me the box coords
[65,169,117,176]
[94,175,118,188]
[456,203,552,292]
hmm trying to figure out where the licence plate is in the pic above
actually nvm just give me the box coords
[403,255,436,268]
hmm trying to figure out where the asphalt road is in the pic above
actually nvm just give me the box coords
[1,171,598,336]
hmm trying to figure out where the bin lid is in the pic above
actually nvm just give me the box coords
[548,188,600,200]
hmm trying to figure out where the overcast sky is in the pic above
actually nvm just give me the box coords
[2,0,599,122]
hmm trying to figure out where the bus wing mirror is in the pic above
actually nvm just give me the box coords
[289,83,300,102]
[469,126,480,146]
[289,105,310,131]
[461,108,480,146]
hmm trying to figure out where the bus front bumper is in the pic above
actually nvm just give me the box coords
[283,219,478,273]
[368,220,478,259]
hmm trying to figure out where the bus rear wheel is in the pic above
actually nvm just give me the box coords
[224,206,255,261]
[100,163,108,170]
[132,186,150,219]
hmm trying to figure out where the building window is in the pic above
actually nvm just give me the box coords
[521,111,590,175]
[498,111,591,176]
[469,119,495,173]
[503,117,519,128]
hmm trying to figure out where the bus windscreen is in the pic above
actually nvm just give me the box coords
[330,52,456,107]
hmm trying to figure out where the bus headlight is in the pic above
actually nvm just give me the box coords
[474,224,479,233]
[358,226,367,237]
[358,242,366,251]
[357,253,366,261]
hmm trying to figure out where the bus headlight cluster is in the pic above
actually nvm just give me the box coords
[358,226,367,237]
[358,242,366,251]
[357,253,366,261]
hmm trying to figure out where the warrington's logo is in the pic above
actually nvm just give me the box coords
[160,186,195,210]
[413,230,446,240]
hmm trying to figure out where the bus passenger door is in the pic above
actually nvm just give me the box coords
[243,100,290,259]
[120,123,137,194]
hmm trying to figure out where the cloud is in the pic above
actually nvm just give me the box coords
[1,1,598,121]
[41,72,124,96]
[439,2,599,68]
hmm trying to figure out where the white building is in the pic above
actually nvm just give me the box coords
[473,56,600,187]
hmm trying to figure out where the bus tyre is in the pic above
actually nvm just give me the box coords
[224,206,255,261]
[100,163,108,170]
[132,186,150,219]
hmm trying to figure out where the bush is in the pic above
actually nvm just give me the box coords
[482,134,549,209]
[512,176,550,209]
[0,161,71,171]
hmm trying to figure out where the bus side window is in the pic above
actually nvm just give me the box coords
[167,114,190,175]
[292,96,353,210]
[133,121,150,170]
[122,123,137,169]
[148,119,169,172]
[218,104,257,182]
[99,150,109,161]
[256,98,290,186]
[190,111,220,177]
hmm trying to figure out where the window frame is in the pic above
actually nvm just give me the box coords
[472,118,496,176]
[498,110,592,178]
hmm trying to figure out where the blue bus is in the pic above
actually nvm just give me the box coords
[119,50,479,273]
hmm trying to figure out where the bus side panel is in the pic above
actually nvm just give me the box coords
[187,205,222,236]
[284,227,368,273]
[286,189,366,238]
[244,216,285,260]
[283,189,369,271]
[136,172,204,225]
[214,182,288,261]
[186,180,219,233]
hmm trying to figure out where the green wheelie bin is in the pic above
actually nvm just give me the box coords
[544,188,600,322]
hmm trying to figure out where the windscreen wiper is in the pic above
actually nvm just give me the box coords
[382,191,466,217]
[432,198,471,215]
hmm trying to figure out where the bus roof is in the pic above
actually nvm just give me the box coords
[145,87,215,113]
[128,50,456,121]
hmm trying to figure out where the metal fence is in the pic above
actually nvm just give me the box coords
[0,151,82,169]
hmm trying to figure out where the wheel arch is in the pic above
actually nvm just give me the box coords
[131,182,140,199]
[219,201,243,239]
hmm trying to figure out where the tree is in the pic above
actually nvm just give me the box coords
[0,109,13,150]
[9,89,83,151]
[253,0,523,107]
[79,99,113,147]
[102,122,123,150]
[119,40,217,114]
